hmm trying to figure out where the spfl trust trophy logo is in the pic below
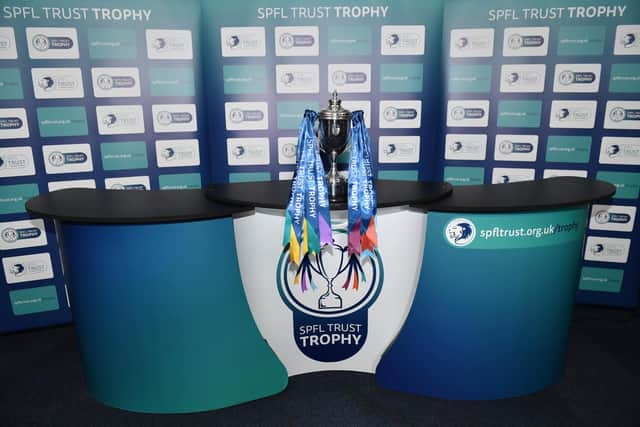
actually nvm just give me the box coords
[277,229,383,362]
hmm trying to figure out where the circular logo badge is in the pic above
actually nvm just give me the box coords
[226,35,240,48]
[456,37,468,49]
[383,144,397,156]
[48,152,65,167]
[110,184,125,190]
[153,38,167,50]
[232,146,245,158]
[590,243,605,254]
[279,33,294,49]
[281,143,296,158]
[451,106,465,121]
[156,111,172,125]
[32,34,50,51]
[10,263,25,276]
[556,108,570,120]
[97,74,114,90]
[386,33,400,47]
[332,70,347,86]
[622,33,636,48]
[508,34,523,49]
[558,70,575,85]
[499,140,513,154]
[445,218,476,247]
[505,72,520,85]
[383,107,398,121]
[229,109,244,123]
[449,141,463,152]
[161,148,175,160]
[609,107,626,122]
[280,72,295,85]
[38,76,55,90]
[595,210,610,224]
[0,156,4,169]
[1,228,18,243]
[606,144,621,158]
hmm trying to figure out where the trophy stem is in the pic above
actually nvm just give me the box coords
[327,152,347,202]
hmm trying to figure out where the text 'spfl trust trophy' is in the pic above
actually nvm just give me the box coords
[318,91,352,202]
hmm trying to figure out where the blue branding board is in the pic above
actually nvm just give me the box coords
[440,0,640,307]
[0,0,208,332]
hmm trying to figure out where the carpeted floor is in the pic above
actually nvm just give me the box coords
[1,305,639,426]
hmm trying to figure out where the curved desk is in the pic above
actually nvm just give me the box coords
[376,177,616,400]
[205,180,452,376]
[26,189,288,413]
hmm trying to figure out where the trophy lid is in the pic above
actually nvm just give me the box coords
[318,91,352,121]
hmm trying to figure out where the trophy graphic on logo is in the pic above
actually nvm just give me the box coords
[318,91,352,202]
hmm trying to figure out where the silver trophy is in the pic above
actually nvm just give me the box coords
[318,91,352,202]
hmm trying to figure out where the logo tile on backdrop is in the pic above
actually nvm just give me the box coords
[553,64,601,93]
[277,137,298,165]
[549,100,597,128]
[379,100,422,128]
[500,64,546,93]
[225,102,269,130]
[47,179,96,192]
[275,26,319,56]
[0,27,18,59]
[445,134,487,160]
[380,25,425,55]
[91,67,141,98]
[31,68,84,99]
[276,64,320,94]
[589,204,637,233]
[2,253,53,285]
[152,104,197,133]
[0,146,36,178]
[145,29,193,60]
[450,28,494,58]
[221,26,266,57]
[26,27,79,59]
[155,139,200,168]
[42,144,93,174]
[378,136,420,163]
[0,108,29,140]
[584,236,630,264]
[96,105,145,135]
[227,138,270,166]
[614,25,640,55]
[0,219,47,251]
[494,135,538,162]
[603,101,640,130]
[491,167,535,184]
[104,176,150,191]
[543,169,588,179]
[327,64,371,93]
[503,27,549,56]
[446,100,490,127]
[599,137,640,165]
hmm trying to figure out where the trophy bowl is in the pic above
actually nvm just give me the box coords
[318,91,352,202]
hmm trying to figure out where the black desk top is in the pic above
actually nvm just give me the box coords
[416,177,615,213]
[205,180,453,210]
[26,189,250,224]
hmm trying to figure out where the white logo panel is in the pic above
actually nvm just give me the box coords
[0,27,18,59]
[91,67,141,98]
[275,26,319,56]
[277,137,298,165]
[553,64,601,93]
[381,25,425,56]
[3,253,53,284]
[146,29,193,60]
[584,236,630,263]
[604,101,640,130]
[156,139,200,167]
[227,138,270,166]
[379,100,422,129]
[104,176,150,190]
[614,25,640,55]
[450,28,494,58]
[494,134,538,162]
[26,27,79,59]
[590,204,636,233]
[224,102,269,131]
[31,68,84,99]
[221,27,266,57]
[0,219,47,251]
[152,104,197,133]
[491,167,535,184]
[328,64,371,93]
[503,27,549,56]
[500,64,546,93]
[42,143,93,174]
[341,101,371,128]
[444,134,487,161]
[543,169,588,178]
[447,100,490,128]
[47,179,96,192]
[96,105,145,135]
[549,100,597,129]
[599,137,640,165]
[276,64,319,94]
[0,108,29,140]
[0,146,36,178]
[378,136,420,163]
